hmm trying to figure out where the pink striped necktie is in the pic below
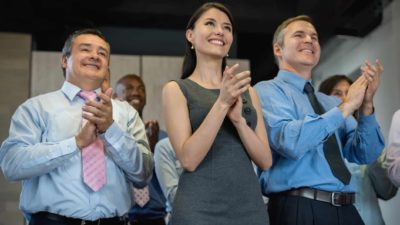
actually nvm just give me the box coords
[78,90,106,192]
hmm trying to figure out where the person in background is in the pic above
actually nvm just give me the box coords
[153,138,182,225]
[114,74,167,225]
[386,110,400,187]
[319,74,397,225]
[254,15,384,225]
[0,28,153,225]
[162,2,272,225]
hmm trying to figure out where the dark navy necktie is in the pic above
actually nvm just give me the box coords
[304,82,351,184]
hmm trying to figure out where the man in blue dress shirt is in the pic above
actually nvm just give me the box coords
[114,74,167,225]
[0,29,153,225]
[254,15,384,225]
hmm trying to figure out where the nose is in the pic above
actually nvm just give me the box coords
[215,26,224,36]
[304,34,313,43]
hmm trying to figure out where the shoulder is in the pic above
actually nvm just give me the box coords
[111,99,139,116]
[18,90,62,111]
[393,109,400,120]
[254,79,293,105]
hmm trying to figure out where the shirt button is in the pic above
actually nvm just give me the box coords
[244,107,251,115]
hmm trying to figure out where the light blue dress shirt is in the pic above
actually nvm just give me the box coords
[154,138,182,213]
[0,81,153,221]
[254,70,384,194]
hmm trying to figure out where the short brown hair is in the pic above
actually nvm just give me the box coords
[272,15,314,48]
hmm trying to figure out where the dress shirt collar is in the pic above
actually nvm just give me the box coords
[277,70,314,93]
[61,81,101,102]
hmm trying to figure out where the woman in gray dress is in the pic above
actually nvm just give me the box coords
[162,2,272,225]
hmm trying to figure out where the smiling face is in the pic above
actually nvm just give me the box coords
[115,75,146,115]
[186,7,233,59]
[62,34,110,90]
[274,20,320,76]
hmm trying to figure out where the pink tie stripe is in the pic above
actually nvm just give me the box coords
[78,90,107,192]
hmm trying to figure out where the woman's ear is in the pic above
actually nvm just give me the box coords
[186,29,194,47]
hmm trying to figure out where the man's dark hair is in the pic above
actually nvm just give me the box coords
[61,28,109,77]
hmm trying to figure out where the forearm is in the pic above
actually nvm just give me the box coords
[178,98,230,171]
[102,121,153,186]
[345,114,384,164]
[359,101,374,116]
[270,108,344,159]
[233,119,271,170]
[0,137,78,181]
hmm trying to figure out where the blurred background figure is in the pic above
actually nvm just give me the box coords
[115,74,167,225]
[319,74,398,225]
[154,138,182,225]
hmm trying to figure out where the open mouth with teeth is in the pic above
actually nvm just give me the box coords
[300,49,314,54]
[83,63,100,70]
[127,97,143,105]
[209,39,225,46]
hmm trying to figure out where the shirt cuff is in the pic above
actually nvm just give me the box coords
[101,121,124,144]
[321,107,344,133]
[357,113,379,131]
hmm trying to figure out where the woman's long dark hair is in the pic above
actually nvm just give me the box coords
[181,2,235,79]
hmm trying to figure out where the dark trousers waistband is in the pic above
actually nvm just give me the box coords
[129,217,166,225]
[31,212,127,225]
[272,187,355,206]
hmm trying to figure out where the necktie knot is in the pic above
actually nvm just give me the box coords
[78,91,97,101]
[304,82,314,94]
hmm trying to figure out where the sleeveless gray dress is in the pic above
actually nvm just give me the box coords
[171,79,268,225]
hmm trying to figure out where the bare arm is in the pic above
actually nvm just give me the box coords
[162,64,251,172]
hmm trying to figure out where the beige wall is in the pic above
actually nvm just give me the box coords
[31,52,249,130]
[0,32,31,225]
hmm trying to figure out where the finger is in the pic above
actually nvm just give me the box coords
[375,59,384,74]
[98,91,112,105]
[234,70,251,80]
[233,84,251,96]
[82,113,100,124]
[226,63,239,75]
[353,75,368,87]
[82,105,100,115]
[234,76,251,89]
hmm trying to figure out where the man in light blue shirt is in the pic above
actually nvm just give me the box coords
[0,28,153,225]
[254,15,384,225]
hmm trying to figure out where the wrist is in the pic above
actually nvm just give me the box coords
[338,101,354,118]
[231,117,247,127]
[360,102,374,116]
[75,136,84,150]
[215,98,231,113]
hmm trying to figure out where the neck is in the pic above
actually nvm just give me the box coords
[190,56,223,88]
[279,63,313,80]
[67,78,101,91]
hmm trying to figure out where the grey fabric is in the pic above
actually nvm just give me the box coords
[171,79,268,225]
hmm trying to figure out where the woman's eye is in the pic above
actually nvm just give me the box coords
[205,21,215,26]
[224,26,232,32]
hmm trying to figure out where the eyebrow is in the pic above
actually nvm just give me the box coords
[293,30,318,37]
[78,43,109,54]
[204,17,232,27]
